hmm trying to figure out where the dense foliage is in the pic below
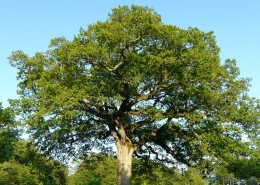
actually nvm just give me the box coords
[0,160,41,185]
[0,140,68,185]
[69,153,260,184]
[0,102,68,185]
[8,5,260,184]
[0,103,18,162]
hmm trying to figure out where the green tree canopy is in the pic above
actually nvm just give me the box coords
[69,154,117,185]
[0,140,68,185]
[0,103,18,162]
[0,160,41,185]
[11,140,68,185]
[0,102,68,184]
[9,5,260,185]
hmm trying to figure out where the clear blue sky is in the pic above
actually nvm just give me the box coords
[1,0,259,107]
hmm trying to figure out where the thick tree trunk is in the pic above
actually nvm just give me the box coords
[116,141,135,185]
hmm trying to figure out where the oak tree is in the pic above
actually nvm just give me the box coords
[9,5,260,185]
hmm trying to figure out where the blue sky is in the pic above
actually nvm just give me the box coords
[1,0,259,107]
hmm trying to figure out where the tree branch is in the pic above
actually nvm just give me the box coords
[151,138,196,167]
[105,36,142,73]
[108,123,120,142]
[131,83,169,106]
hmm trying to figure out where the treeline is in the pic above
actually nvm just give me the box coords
[1,102,260,184]
[1,140,259,185]
[69,154,207,185]
[69,153,260,185]
[0,103,68,184]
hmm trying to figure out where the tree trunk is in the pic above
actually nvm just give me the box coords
[116,141,135,185]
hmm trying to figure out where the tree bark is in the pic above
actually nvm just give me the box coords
[116,141,135,185]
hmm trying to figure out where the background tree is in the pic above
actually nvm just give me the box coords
[0,161,41,185]
[0,140,68,185]
[69,154,116,185]
[12,140,68,185]
[9,5,260,185]
[0,102,68,184]
[0,103,18,162]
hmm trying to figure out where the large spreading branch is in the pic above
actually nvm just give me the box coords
[151,138,196,167]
